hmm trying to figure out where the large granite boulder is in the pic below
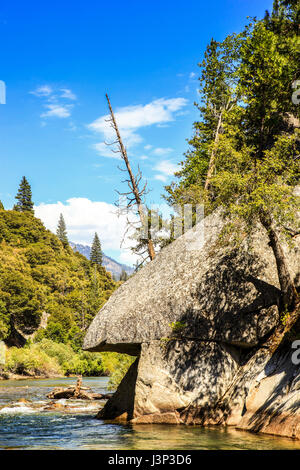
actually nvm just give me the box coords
[84,211,299,353]
[83,210,300,438]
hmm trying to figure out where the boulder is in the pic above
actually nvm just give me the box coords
[131,340,240,424]
[83,210,300,438]
[83,212,299,354]
[97,358,138,420]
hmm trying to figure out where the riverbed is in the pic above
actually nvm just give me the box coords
[0,377,300,450]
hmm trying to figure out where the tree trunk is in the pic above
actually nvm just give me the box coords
[106,94,156,261]
[204,111,223,191]
[259,210,297,310]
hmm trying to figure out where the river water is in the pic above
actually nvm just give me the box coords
[0,376,300,450]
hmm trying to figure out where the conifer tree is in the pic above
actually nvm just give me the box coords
[119,269,128,282]
[207,8,299,310]
[90,232,103,266]
[56,213,69,248]
[0,201,4,210]
[15,176,34,213]
[165,34,241,206]
[164,2,299,310]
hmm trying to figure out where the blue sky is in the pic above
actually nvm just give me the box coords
[0,0,273,265]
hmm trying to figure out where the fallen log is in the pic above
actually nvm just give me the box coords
[46,377,113,400]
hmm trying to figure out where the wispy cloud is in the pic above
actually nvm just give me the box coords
[152,147,173,156]
[88,97,188,158]
[92,142,121,159]
[30,84,77,121]
[30,85,53,97]
[60,88,77,100]
[154,159,179,182]
[41,103,73,118]
[154,174,168,182]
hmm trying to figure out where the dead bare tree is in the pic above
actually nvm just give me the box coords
[105,94,156,262]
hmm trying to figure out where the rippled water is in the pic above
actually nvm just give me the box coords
[0,377,300,450]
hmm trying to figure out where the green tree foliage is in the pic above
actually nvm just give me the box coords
[164,2,299,310]
[100,352,135,390]
[165,34,241,207]
[14,176,34,213]
[0,201,4,210]
[0,209,116,345]
[210,10,299,309]
[4,339,106,377]
[56,213,69,248]
[90,232,103,266]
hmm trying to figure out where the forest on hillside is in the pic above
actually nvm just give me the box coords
[0,183,134,383]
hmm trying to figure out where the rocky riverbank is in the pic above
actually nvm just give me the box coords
[0,370,63,381]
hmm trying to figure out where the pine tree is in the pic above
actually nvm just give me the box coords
[164,4,299,310]
[90,233,103,266]
[209,10,299,310]
[0,201,4,210]
[164,34,241,206]
[56,213,69,248]
[15,176,34,213]
[119,269,128,282]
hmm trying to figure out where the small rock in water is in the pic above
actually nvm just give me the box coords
[43,401,66,411]
[18,398,31,404]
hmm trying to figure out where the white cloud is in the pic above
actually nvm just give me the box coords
[152,147,173,156]
[155,160,178,175]
[92,142,122,159]
[30,85,53,97]
[34,197,139,266]
[154,174,167,182]
[60,88,77,100]
[189,72,197,79]
[31,84,77,120]
[41,103,73,118]
[88,97,188,157]
[119,250,139,266]
[154,159,179,182]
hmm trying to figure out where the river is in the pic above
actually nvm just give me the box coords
[0,376,300,450]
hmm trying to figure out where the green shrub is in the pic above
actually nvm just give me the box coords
[5,343,62,377]
[100,352,135,390]
[37,338,74,364]
[62,351,104,376]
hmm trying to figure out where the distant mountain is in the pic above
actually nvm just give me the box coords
[70,242,134,279]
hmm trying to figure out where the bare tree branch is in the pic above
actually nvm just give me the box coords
[105,93,156,261]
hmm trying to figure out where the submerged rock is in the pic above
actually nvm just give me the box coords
[83,210,300,438]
